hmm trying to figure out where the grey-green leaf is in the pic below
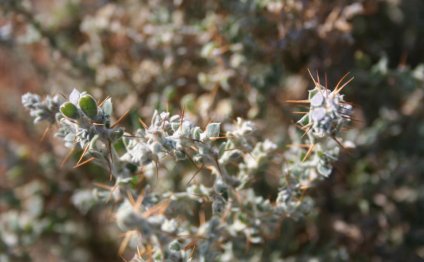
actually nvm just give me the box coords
[204,123,221,138]
[102,98,113,116]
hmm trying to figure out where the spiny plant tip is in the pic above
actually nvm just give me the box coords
[291,72,354,139]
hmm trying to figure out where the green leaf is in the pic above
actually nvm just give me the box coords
[60,102,79,119]
[78,95,98,119]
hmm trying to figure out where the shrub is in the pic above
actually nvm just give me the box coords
[21,75,353,261]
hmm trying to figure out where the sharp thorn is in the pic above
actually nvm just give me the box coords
[286,144,310,148]
[334,72,351,92]
[302,144,316,161]
[98,96,111,107]
[186,164,204,186]
[307,68,318,86]
[112,110,130,128]
[60,146,76,168]
[285,100,310,104]
[334,76,354,94]
[316,70,321,86]
[40,125,51,142]
[127,191,136,209]
[76,144,90,166]
[138,117,148,129]
[73,157,95,168]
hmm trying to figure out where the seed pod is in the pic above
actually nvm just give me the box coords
[78,95,98,119]
[60,102,79,119]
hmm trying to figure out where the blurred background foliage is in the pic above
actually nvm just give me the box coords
[0,0,423,261]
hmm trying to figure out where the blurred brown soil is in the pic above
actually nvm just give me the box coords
[0,46,43,174]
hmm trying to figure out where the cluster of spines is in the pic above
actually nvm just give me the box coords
[287,70,354,161]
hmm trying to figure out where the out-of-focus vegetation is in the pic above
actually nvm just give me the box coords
[1,0,424,261]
